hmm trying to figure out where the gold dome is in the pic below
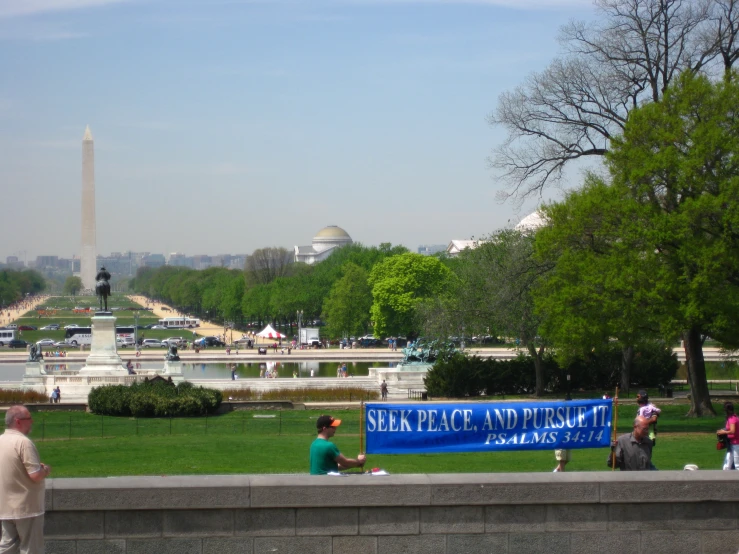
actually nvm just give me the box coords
[314,225,351,239]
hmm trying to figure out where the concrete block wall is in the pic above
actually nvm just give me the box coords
[39,472,739,553]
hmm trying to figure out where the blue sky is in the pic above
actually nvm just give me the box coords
[0,0,596,261]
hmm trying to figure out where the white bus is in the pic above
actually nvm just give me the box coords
[0,328,17,346]
[157,317,201,329]
[65,326,136,346]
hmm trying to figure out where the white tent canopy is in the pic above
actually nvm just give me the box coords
[255,324,286,339]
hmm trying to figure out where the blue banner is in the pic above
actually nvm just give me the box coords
[365,399,612,454]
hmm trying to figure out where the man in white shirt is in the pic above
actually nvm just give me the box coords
[0,405,51,554]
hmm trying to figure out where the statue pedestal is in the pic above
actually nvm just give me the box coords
[22,362,47,394]
[78,315,126,375]
[163,360,184,383]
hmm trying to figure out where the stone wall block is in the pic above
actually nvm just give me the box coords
[359,507,419,535]
[428,474,599,505]
[376,535,446,554]
[45,479,53,512]
[249,475,431,507]
[296,507,358,536]
[203,537,254,554]
[569,532,631,554]
[52,476,250,510]
[104,510,163,538]
[234,508,295,536]
[164,508,234,537]
[599,472,739,504]
[446,533,508,554]
[332,536,378,554]
[485,505,547,533]
[45,511,104,539]
[252,536,332,554]
[639,530,702,554]
[700,530,739,554]
[545,504,608,532]
[45,541,76,554]
[419,506,484,534]
[607,503,674,531]
[671,502,736,530]
[77,539,127,554]
[508,532,571,553]
[125,538,203,554]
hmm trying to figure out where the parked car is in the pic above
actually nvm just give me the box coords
[64,324,79,330]
[40,324,60,331]
[162,337,186,347]
[18,325,37,331]
[194,336,225,348]
[141,339,165,348]
[53,341,69,348]
[7,324,17,329]
[116,337,135,348]
[36,338,56,347]
[150,325,166,330]
[8,339,28,348]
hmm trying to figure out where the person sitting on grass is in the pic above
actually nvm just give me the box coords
[310,415,366,475]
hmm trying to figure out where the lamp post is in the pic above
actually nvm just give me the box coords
[297,310,303,349]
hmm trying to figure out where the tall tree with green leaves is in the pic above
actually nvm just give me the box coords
[322,263,372,339]
[368,253,455,338]
[535,177,666,392]
[63,276,84,297]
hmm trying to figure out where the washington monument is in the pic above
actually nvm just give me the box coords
[80,125,97,290]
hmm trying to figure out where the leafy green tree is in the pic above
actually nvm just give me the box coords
[368,253,455,338]
[63,276,84,297]
[322,263,372,339]
[454,230,553,396]
[535,177,665,392]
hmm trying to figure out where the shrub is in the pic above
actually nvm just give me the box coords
[0,389,49,404]
[88,379,222,417]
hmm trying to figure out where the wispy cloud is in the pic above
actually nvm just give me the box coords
[0,0,128,18]
[0,22,88,40]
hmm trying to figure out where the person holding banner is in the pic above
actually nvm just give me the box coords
[310,415,366,475]
[608,416,655,471]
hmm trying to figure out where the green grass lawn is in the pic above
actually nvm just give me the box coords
[29,405,729,477]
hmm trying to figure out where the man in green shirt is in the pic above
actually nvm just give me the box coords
[310,415,366,475]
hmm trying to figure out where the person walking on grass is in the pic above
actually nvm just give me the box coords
[717,402,739,470]
[310,415,366,475]
[0,405,51,554]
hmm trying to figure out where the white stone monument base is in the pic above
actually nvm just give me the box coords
[163,360,185,383]
[78,314,127,375]
[22,362,47,394]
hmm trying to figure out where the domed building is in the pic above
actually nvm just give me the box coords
[294,225,353,264]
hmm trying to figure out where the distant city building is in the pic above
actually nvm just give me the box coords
[5,256,24,269]
[294,225,353,265]
[35,256,59,269]
[168,252,194,268]
[192,255,212,270]
[417,244,446,256]
[142,254,166,268]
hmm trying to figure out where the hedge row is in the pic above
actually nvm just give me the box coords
[424,342,678,398]
[88,380,222,417]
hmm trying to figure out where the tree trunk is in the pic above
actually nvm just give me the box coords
[683,327,716,417]
[527,342,545,397]
[621,345,634,393]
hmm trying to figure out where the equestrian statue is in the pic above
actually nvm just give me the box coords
[95,266,112,312]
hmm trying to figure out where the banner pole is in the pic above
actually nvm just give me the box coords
[611,387,619,471]
[359,400,364,455]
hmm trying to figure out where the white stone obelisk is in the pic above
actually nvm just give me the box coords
[81,125,97,291]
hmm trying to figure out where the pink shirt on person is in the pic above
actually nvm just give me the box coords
[726,414,739,445]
